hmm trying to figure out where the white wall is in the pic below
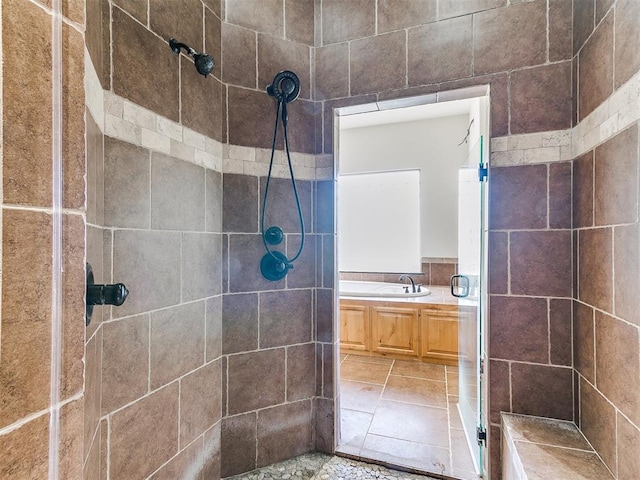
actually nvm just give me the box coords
[339,114,469,259]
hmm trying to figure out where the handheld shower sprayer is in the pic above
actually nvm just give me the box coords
[168,37,215,77]
[260,71,305,281]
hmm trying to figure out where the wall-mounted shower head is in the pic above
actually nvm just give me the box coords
[168,37,215,77]
[267,71,300,104]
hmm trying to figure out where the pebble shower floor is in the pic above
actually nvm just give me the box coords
[226,453,440,480]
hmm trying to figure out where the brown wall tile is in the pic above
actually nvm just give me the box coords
[489,360,510,424]
[489,232,508,294]
[473,1,546,75]
[206,170,223,233]
[227,348,285,414]
[63,23,86,211]
[1,210,52,427]
[595,311,640,426]
[321,0,375,44]
[86,111,104,227]
[286,98,321,154]
[206,296,223,361]
[260,290,312,348]
[573,301,595,384]
[350,31,406,95]
[594,125,639,226]
[378,0,436,32]
[287,343,316,401]
[86,0,106,88]
[112,230,182,316]
[113,0,147,24]
[578,227,613,313]
[573,151,594,228]
[110,384,179,479]
[578,11,614,120]
[511,363,573,420]
[101,315,150,414]
[223,173,259,233]
[614,223,640,326]
[580,378,617,474]
[510,62,572,134]
[222,293,259,354]
[617,412,640,480]
[316,288,333,343]
[151,152,206,231]
[408,16,472,86]
[205,6,222,82]
[285,0,314,45]
[221,23,257,88]
[182,233,222,301]
[112,7,179,121]
[258,34,311,100]
[489,165,547,230]
[314,397,335,453]
[104,136,151,229]
[315,181,335,233]
[150,302,205,389]
[549,162,572,229]
[228,86,280,149]
[431,263,456,286]
[149,438,204,480]
[549,299,572,367]
[84,328,102,461]
[315,43,349,100]
[286,234,316,289]
[226,0,283,37]
[0,413,49,478]
[59,399,84,480]
[573,0,594,55]
[439,0,505,19]
[548,0,573,61]
[149,0,203,58]
[614,0,640,88]
[180,360,222,446]
[182,65,224,141]
[260,177,312,233]
[257,400,313,467]
[202,422,222,479]
[3,0,52,207]
[510,231,572,297]
[221,412,257,477]
[489,296,548,363]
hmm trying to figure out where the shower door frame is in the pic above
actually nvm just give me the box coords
[331,85,491,479]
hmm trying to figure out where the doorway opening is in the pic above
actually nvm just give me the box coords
[333,88,490,479]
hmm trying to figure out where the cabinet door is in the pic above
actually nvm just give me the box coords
[340,305,369,352]
[421,308,459,365]
[370,306,419,357]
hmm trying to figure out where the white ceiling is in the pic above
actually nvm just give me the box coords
[339,97,475,130]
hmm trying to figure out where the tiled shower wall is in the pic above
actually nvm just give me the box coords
[571,1,640,478]
[0,0,86,478]
[84,0,333,478]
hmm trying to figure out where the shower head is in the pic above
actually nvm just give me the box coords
[168,37,215,77]
[267,71,300,104]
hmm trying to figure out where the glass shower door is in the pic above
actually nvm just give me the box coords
[455,136,486,476]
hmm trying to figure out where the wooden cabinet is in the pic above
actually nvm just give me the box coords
[370,306,420,357]
[339,300,460,365]
[339,303,369,352]
[421,308,459,365]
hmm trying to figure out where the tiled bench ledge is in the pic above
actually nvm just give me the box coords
[501,414,614,480]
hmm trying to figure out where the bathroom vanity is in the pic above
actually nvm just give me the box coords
[339,286,473,366]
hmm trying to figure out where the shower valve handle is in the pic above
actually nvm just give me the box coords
[87,283,129,306]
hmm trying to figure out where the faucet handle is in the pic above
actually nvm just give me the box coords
[403,286,409,293]
[417,284,422,292]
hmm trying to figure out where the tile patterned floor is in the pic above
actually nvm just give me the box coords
[337,355,477,480]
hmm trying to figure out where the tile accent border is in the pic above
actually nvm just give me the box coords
[85,49,333,181]
[491,67,640,167]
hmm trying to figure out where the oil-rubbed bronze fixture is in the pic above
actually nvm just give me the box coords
[86,263,129,326]
[168,37,215,77]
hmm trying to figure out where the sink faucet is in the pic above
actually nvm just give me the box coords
[399,274,416,293]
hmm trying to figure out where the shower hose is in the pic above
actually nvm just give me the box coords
[260,95,305,279]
